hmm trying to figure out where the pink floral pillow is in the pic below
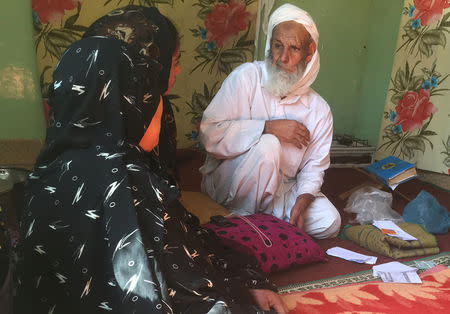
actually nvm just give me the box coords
[203,213,326,273]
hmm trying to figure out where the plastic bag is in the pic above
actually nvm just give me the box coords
[403,190,450,234]
[343,186,403,225]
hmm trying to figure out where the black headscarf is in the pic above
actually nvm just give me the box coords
[83,5,176,96]
[16,6,274,314]
[83,5,178,175]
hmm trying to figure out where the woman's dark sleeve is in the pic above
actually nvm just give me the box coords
[203,228,277,291]
[184,212,277,292]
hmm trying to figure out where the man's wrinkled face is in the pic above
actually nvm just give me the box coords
[264,21,314,97]
[270,21,311,73]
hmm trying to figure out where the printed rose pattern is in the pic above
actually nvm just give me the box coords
[32,0,82,24]
[380,59,446,159]
[379,1,450,173]
[204,0,250,48]
[398,0,450,57]
[33,1,87,64]
[394,88,437,132]
[189,0,254,75]
[412,0,450,26]
[186,0,256,149]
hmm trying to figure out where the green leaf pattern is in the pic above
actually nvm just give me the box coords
[379,1,450,173]
[34,3,88,67]
[185,0,256,147]
[397,11,450,57]
[184,82,220,150]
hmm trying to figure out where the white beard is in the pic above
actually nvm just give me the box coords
[264,56,306,97]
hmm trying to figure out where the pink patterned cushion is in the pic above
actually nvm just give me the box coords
[203,213,326,273]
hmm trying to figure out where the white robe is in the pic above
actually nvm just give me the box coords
[199,61,341,239]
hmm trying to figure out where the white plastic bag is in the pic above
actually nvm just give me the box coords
[343,186,403,225]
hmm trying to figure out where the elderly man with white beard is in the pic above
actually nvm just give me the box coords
[199,4,341,239]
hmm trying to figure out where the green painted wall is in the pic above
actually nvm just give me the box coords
[257,0,403,145]
[356,0,403,145]
[0,0,45,140]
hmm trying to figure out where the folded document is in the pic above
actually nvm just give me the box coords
[372,220,417,241]
[326,247,377,264]
[373,261,421,283]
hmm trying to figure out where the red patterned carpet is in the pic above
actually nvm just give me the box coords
[281,261,450,314]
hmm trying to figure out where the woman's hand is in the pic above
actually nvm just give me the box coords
[249,289,288,314]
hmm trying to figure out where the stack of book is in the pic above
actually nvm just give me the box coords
[365,155,417,190]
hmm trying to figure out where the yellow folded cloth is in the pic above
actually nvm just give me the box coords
[179,191,230,225]
[342,222,439,259]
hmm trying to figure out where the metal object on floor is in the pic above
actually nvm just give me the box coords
[0,168,28,194]
[330,134,376,168]
[0,168,28,314]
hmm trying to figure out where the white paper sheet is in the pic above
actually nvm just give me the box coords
[372,220,417,241]
[377,271,421,283]
[326,246,377,264]
[372,261,422,284]
[372,261,416,275]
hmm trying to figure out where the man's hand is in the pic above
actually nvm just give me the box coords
[264,119,310,149]
[289,193,315,229]
[250,289,288,314]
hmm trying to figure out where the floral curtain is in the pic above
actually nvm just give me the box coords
[376,0,450,175]
[31,0,258,149]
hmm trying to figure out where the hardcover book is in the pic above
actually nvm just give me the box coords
[365,155,417,189]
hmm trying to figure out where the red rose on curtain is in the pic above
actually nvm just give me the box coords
[413,0,450,26]
[204,0,250,48]
[32,0,81,24]
[394,89,437,132]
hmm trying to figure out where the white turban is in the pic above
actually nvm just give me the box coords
[265,4,320,97]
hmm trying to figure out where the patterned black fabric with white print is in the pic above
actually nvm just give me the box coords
[15,6,275,314]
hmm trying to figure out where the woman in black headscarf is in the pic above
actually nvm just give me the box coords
[16,6,287,314]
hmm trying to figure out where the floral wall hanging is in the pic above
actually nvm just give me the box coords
[31,0,258,149]
[376,0,450,174]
